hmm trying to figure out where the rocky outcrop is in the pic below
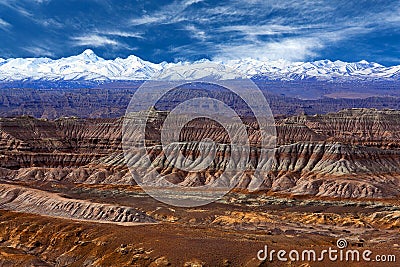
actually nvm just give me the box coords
[0,116,123,153]
[0,184,155,224]
[284,108,400,147]
[2,141,400,199]
[1,108,400,199]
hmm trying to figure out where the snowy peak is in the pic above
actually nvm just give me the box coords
[74,49,101,62]
[0,51,398,82]
[223,58,398,81]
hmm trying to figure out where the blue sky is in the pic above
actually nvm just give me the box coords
[0,0,399,65]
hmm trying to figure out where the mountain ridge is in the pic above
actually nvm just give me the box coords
[0,49,399,82]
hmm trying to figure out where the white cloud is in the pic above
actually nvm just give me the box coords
[218,24,299,36]
[185,25,206,41]
[130,0,200,26]
[23,46,55,57]
[71,34,119,47]
[101,30,143,38]
[213,37,323,62]
[130,15,166,25]
[0,18,11,28]
[183,0,203,7]
[382,6,400,23]
[37,18,63,28]
[34,0,51,3]
[0,1,32,17]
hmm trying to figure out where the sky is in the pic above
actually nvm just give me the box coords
[0,0,399,65]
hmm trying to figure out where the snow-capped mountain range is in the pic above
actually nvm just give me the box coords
[0,49,399,82]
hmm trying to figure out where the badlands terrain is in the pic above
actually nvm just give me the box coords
[0,103,399,266]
